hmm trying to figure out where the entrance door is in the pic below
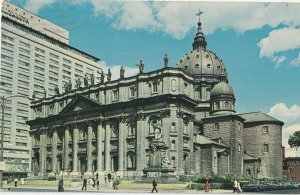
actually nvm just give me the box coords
[112,156,118,172]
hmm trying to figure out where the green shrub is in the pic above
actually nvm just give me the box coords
[116,178,121,185]
[47,176,56,181]
[70,178,81,182]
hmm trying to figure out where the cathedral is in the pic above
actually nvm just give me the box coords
[27,18,283,179]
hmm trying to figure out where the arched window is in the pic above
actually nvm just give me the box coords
[171,140,176,150]
[262,126,269,134]
[152,82,158,93]
[215,102,220,110]
[214,123,219,130]
[171,122,176,132]
[225,101,229,109]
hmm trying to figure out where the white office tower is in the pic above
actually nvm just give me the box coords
[1,0,101,178]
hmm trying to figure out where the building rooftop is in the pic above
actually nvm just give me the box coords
[238,112,283,125]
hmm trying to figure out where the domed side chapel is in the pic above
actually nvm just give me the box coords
[27,12,283,179]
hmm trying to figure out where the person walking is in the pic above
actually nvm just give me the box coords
[96,177,100,190]
[14,178,18,187]
[20,178,24,186]
[81,177,87,191]
[104,172,108,183]
[113,178,118,191]
[233,179,238,193]
[58,178,64,192]
[237,180,242,193]
[151,178,158,193]
[108,172,112,183]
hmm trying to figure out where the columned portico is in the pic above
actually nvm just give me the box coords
[85,125,93,175]
[117,119,126,177]
[105,121,111,171]
[51,129,58,174]
[39,132,46,176]
[136,114,147,175]
[71,127,80,175]
[63,128,70,174]
[97,123,103,172]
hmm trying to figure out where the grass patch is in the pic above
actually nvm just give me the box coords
[119,180,187,190]
[22,179,71,187]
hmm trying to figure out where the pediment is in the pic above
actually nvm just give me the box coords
[59,94,101,115]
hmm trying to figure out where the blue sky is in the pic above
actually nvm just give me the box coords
[10,0,300,157]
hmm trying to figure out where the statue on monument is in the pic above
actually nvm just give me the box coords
[120,66,125,79]
[151,120,162,139]
[43,87,47,98]
[136,60,144,73]
[64,81,69,93]
[84,73,89,87]
[100,70,105,84]
[76,77,81,89]
[90,73,95,85]
[161,155,172,168]
[68,79,72,91]
[32,91,36,101]
[106,68,112,82]
[163,53,169,67]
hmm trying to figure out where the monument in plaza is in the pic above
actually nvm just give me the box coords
[143,121,176,181]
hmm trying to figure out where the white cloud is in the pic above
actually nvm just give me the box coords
[268,102,300,124]
[282,124,300,157]
[24,0,58,13]
[290,53,300,66]
[24,1,300,39]
[258,27,300,58]
[97,61,139,81]
[273,55,286,69]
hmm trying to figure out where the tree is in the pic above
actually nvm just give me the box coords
[288,131,300,150]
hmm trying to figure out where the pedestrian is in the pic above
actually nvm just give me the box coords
[96,178,100,190]
[113,178,118,191]
[233,179,238,193]
[81,177,87,191]
[20,178,24,186]
[58,178,64,192]
[151,178,158,193]
[237,180,242,193]
[92,178,96,188]
[14,178,18,187]
[108,172,112,182]
[104,172,108,183]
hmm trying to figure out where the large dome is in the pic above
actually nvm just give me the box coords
[211,82,234,98]
[176,21,227,81]
[177,49,227,77]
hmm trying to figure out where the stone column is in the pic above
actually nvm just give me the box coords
[86,126,93,175]
[118,119,126,177]
[63,128,70,173]
[51,130,58,174]
[136,114,146,175]
[39,132,46,176]
[105,121,111,171]
[97,123,103,172]
[177,117,184,175]
[71,127,79,175]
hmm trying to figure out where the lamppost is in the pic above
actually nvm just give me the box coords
[0,95,32,189]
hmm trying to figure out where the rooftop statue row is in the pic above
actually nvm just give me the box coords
[31,54,169,100]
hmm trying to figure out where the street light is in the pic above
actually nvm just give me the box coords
[0,95,32,189]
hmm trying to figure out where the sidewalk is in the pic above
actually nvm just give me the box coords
[3,184,232,193]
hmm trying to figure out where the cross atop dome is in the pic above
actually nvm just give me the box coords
[192,9,207,50]
[196,10,203,23]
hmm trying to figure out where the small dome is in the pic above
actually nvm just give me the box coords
[211,82,234,97]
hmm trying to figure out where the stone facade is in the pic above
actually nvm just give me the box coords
[27,18,283,179]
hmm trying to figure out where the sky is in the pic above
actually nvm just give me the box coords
[8,0,300,157]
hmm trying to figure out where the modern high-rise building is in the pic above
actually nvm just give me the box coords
[1,0,101,178]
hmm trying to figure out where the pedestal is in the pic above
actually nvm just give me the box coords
[143,138,175,182]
